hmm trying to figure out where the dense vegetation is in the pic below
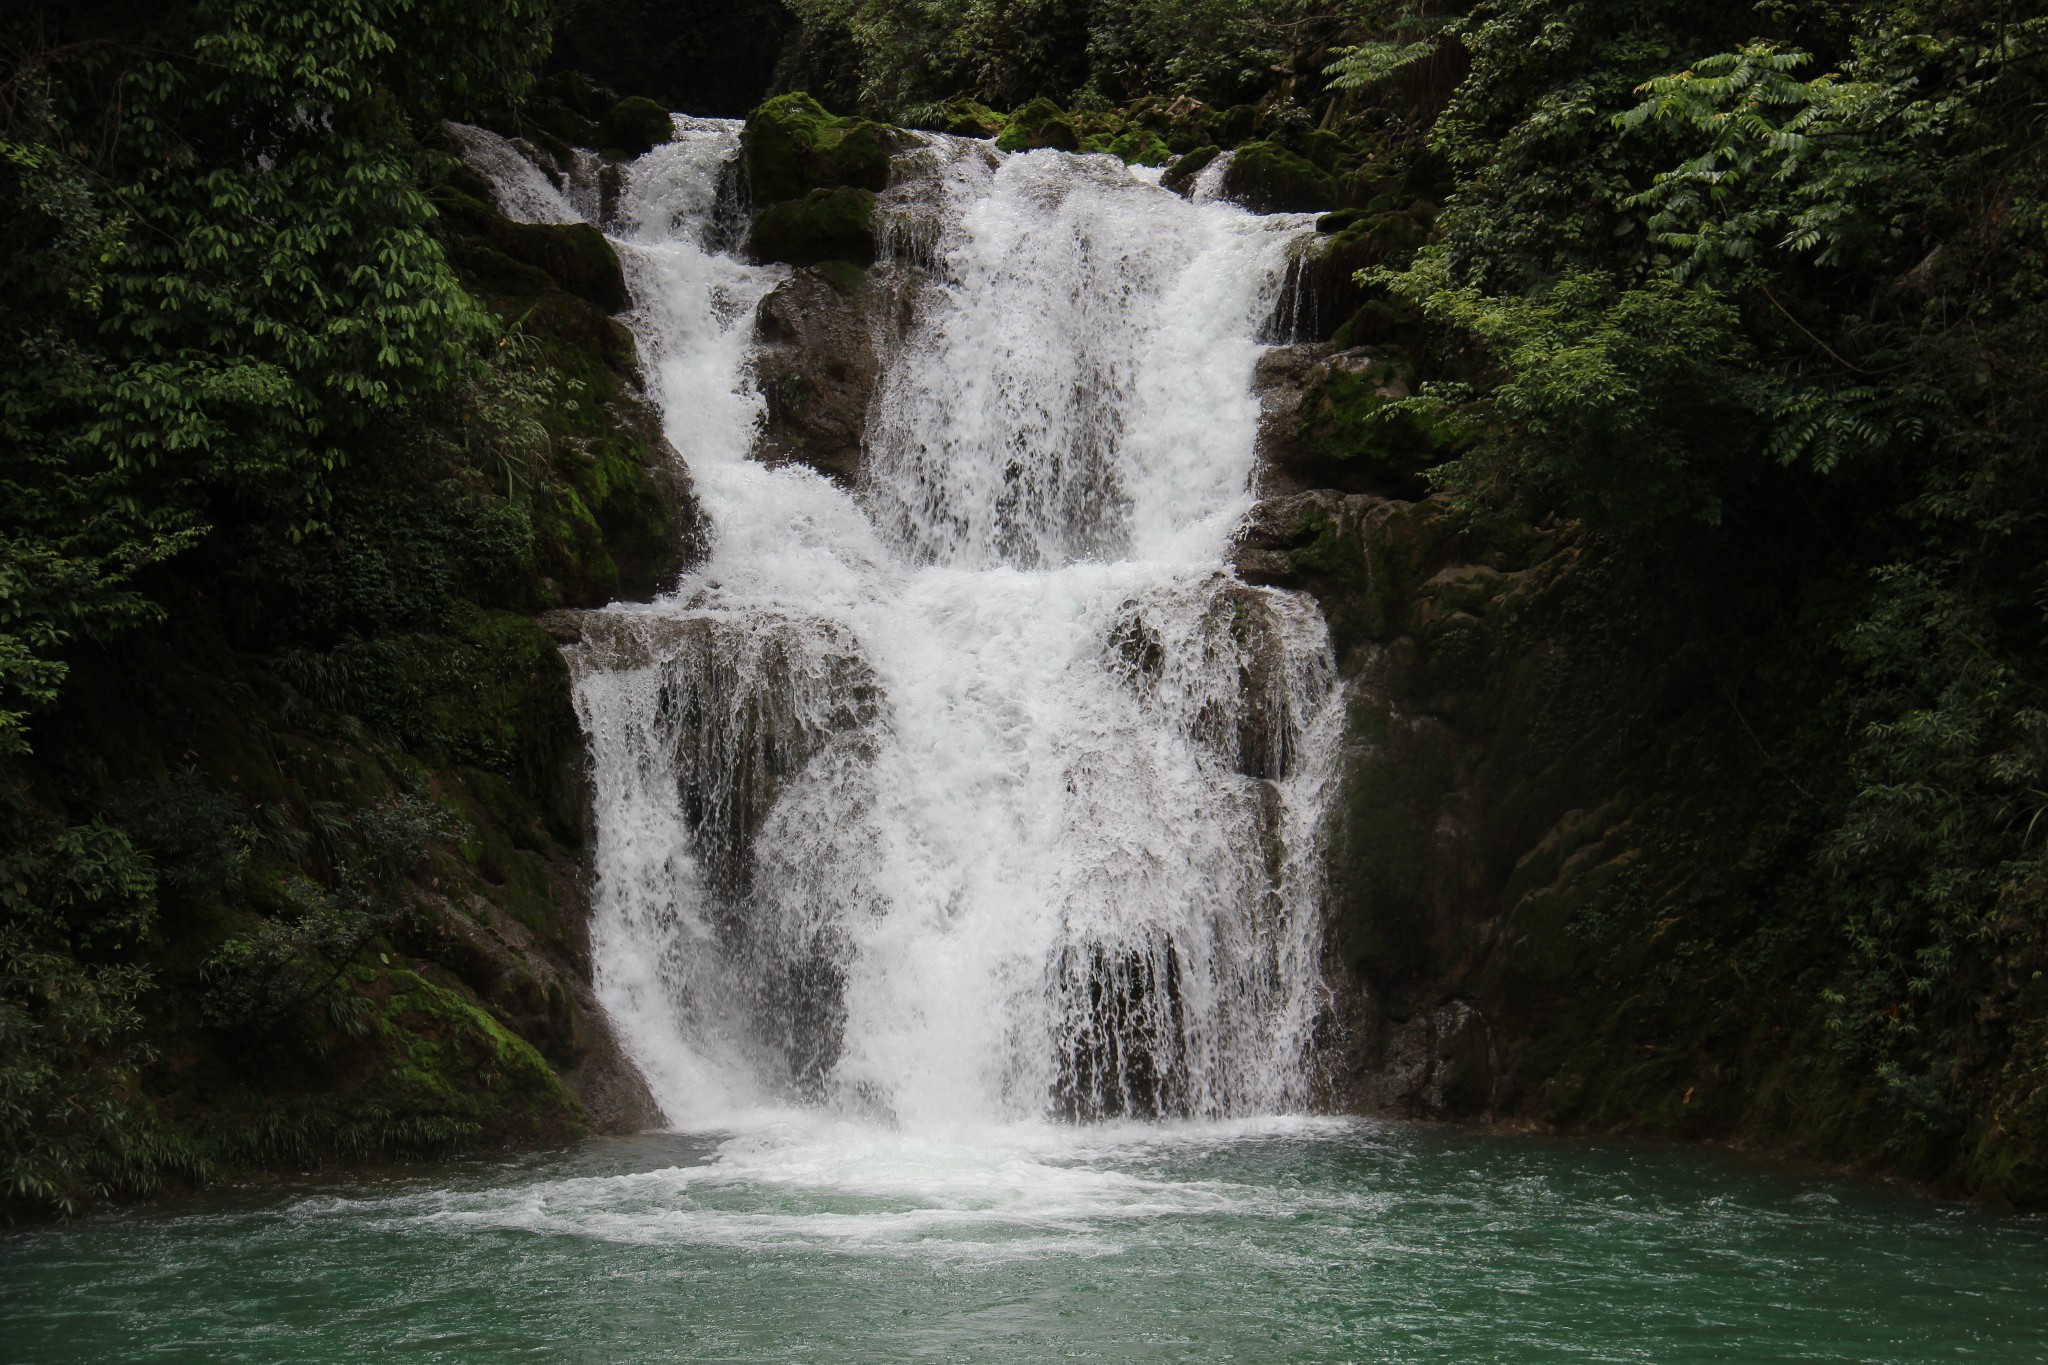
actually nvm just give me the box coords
[0,0,691,1219]
[1354,0,2048,1197]
[6,0,2046,1217]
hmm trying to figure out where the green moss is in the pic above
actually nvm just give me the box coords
[434,180,685,606]
[808,257,869,295]
[916,97,1005,137]
[748,186,878,267]
[743,92,901,207]
[1107,128,1171,166]
[1162,145,1220,194]
[596,95,675,157]
[1220,140,1335,213]
[193,969,584,1170]
[997,97,1080,153]
[1297,355,1446,499]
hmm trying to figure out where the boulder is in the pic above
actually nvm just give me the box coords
[1162,145,1221,196]
[1106,128,1171,166]
[747,187,878,267]
[743,92,904,206]
[1220,140,1335,214]
[997,97,1080,153]
[747,265,886,484]
[596,96,675,158]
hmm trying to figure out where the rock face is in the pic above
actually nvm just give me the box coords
[1237,481,1835,1146]
[748,265,906,485]
[1220,140,1336,213]
[1236,490,1637,1122]
[1251,344,1438,499]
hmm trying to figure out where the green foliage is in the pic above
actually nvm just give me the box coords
[781,0,1367,116]
[0,0,644,1220]
[1385,261,1757,531]
[1354,0,2048,1191]
[1616,43,1891,280]
[0,800,197,1218]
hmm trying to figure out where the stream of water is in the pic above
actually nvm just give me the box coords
[5,120,2044,1363]
[563,119,1337,1130]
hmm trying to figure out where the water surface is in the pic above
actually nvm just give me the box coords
[5,1119,2042,1363]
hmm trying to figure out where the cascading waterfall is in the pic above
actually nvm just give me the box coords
[455,119,1341,1132]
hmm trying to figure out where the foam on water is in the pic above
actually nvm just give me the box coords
[455,120,1337,1166]
[286,1113,1370,1265]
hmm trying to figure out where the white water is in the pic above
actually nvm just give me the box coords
[456,120,1338,1140]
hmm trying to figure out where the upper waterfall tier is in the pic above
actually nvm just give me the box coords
[455,119,1339,1131]
[864,136,1313,569]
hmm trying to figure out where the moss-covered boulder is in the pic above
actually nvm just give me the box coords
[596,95,675,158]
[748,186,878,267]
[743,92,903,206]
[1296,351,1453,499]
[997,97,1080,153]
[1221,140,1336,213]
[1163,145,1221,195]
[914,97,1006,138]
[1106,128,1171,166]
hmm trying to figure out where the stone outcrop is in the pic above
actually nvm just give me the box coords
[1251,343,1438,499]
[1237,490,1649,1122]
[747,265,907,485]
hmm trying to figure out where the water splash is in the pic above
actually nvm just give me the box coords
[455,121,1339,1132]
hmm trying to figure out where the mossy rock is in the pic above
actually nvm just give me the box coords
[748,187,878,267]
[337,609,585,834]
[540,69,616,121]
[917,97,1005,138]
[1297,353,1448,499]
[743,92,902,207]
[1216,103,1260,145]
[597,96,676,158]
[437,194,630,314]
[1221,140,1336,214]
[1107,128,1172,166]
[1298,127,1352,173]
[1163,145,1221,195]
[530,102,600,151]
[997,97,1080,153]
[193,969,586,1170]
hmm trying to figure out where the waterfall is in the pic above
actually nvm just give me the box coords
[455,120,1341,1131]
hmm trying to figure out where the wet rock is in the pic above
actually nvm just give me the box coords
[596,96,675,158]
[743,93,904,206]
[1247,344,1443,500]
[747,266,887,484]
[1162,145,1221,196]
[1220,140,1335,214]
[1353,1000,1509,1118]
[567,611,880,898]
[1102,577,1330,783]
[747,187,878,267]
[1251,343,1336,494]
[1051,938,1187,1120]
